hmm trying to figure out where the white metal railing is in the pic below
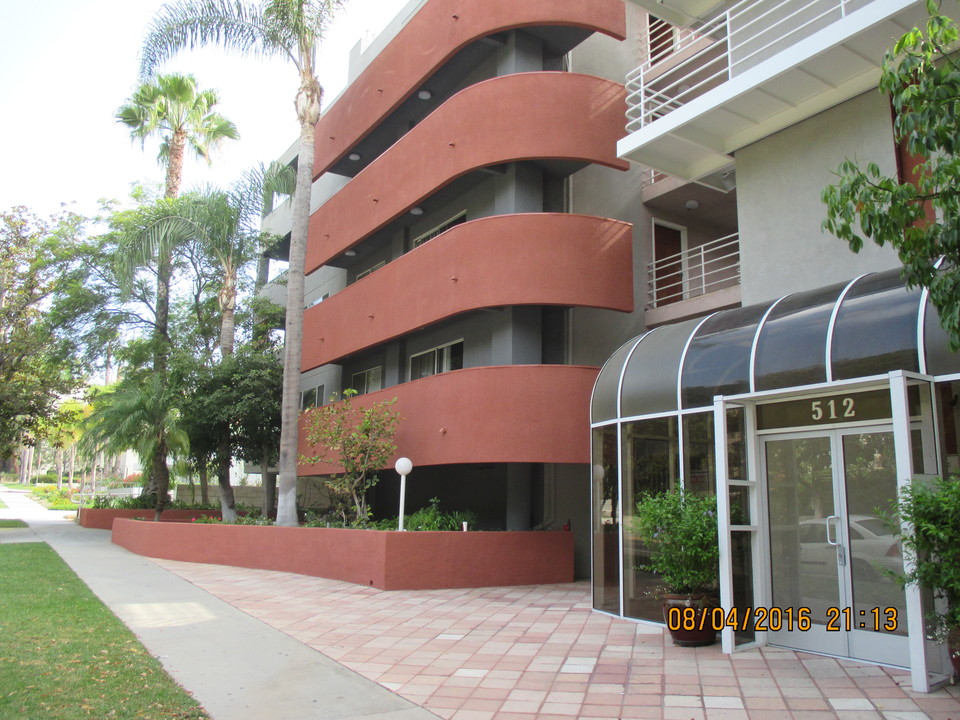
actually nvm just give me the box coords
[627,0,864,133]
[646,232,741,309]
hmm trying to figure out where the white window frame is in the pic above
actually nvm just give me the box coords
[409,339,464,381]
[355,261,385,282]
[350,367,382,395]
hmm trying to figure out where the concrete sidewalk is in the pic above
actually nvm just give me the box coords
[0,488,439,720]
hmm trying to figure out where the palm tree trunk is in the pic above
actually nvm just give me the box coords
[261,445,276,518]
[152,441,170,522]
[217,446,237,523]
[276,91,320,527]
[165,129,186,199]
[218,277,236,356]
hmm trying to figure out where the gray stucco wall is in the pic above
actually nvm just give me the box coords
[736,90,902,306]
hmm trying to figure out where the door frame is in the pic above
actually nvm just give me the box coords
[759,425,907,665]
[713,371,948,691]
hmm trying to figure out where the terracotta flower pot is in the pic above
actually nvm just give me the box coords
[661,593,718,647]
[948,627,960,681]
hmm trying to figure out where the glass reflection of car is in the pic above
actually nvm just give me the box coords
[798,515,902,581]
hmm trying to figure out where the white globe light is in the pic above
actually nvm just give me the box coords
[395,457,413,476]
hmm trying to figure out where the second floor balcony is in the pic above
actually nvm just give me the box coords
[619,0,927,180]
[645,231,741,325]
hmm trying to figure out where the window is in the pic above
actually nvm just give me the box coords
[355,262,385,282]
[301,385,323,411]
[350,367,382,395]
[412,211,466,249]
[409,340,464,381]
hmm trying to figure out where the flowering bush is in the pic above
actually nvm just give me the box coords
[632,485,719,595]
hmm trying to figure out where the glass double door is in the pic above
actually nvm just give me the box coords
[763,427,908,666]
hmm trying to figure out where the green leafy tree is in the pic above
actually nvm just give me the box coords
[0,208,84,458]
[302,390,400,525]
[117,73,239,199]
[139,0,347,526]
[823,0,960,349]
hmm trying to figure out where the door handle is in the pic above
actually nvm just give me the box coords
[825,515,846,566]
[825,515,840,545]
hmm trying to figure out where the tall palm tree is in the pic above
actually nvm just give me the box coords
[139,0,346,526]
[117,73,239,199]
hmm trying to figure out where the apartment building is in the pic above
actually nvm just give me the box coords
[257,0,960,690]
[260,0,645,576]
[594,0,960,691]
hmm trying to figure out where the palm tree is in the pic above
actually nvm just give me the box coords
[117,73,239,199]
[134,173,283,521]
[81,375,189,521]
[139,0,346,526]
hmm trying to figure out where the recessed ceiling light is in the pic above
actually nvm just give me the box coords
[410,207,424,216]
[345,249,357,257]
[684,199,700,210]
[348,152,361,161]
[417,90,432,100]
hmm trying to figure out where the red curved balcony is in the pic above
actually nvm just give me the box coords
[302,213,633,370]
[313,0,627,176]
[306,72,628,273]
[298,365,599,473]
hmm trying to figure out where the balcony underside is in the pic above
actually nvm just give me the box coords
[297,365,599,472]
[302,213,634,370]
[307,72,628,272]
[313,0,627,177]
[619,0,927,180]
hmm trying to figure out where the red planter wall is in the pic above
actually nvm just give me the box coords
[302,213,633,369]
[111,519,574,590]
[312,0,627,176]
[78,508,221,530]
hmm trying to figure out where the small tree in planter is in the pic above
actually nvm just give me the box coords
[632,485,719,646]
[301,390,400,526]
[888,476,960,678]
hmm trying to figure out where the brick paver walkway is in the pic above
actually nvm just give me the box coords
[154,561,960,720]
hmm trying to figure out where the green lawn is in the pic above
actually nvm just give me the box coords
[0,520,27,528]
[0,543,209,720]
[0,498,6,509]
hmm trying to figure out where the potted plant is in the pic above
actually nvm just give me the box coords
[888,476,960,678]
[632,484,719,646]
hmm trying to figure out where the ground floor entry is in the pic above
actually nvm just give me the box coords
[763,427,907,666]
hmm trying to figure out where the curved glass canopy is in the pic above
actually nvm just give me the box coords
[592,270,958,423]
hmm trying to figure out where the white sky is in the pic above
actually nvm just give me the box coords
[0,0,407,219]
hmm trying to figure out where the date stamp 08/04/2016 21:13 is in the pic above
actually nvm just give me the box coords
[666,606,900,633]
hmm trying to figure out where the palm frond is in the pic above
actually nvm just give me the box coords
[140,0,282,79]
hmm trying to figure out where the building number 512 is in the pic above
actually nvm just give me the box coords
[812,397,855,421]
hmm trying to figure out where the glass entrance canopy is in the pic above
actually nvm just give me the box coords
[590,270,960,692]
[592,269,958,421]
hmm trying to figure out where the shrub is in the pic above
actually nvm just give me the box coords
[632,485,719,595]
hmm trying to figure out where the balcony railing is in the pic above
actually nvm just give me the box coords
[647,233,740,309]
[626,0,867,133]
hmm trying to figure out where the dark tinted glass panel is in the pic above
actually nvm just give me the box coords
[924,299,960,376]
[727,406,747,481]
[831,270,921,379]
[592,337,642,424]
[592,425,620,614]
[681,303,772,408]
[621,320,700,417]
[622,416,679,621]
[683,412,716,495]
[754,281,848,391]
